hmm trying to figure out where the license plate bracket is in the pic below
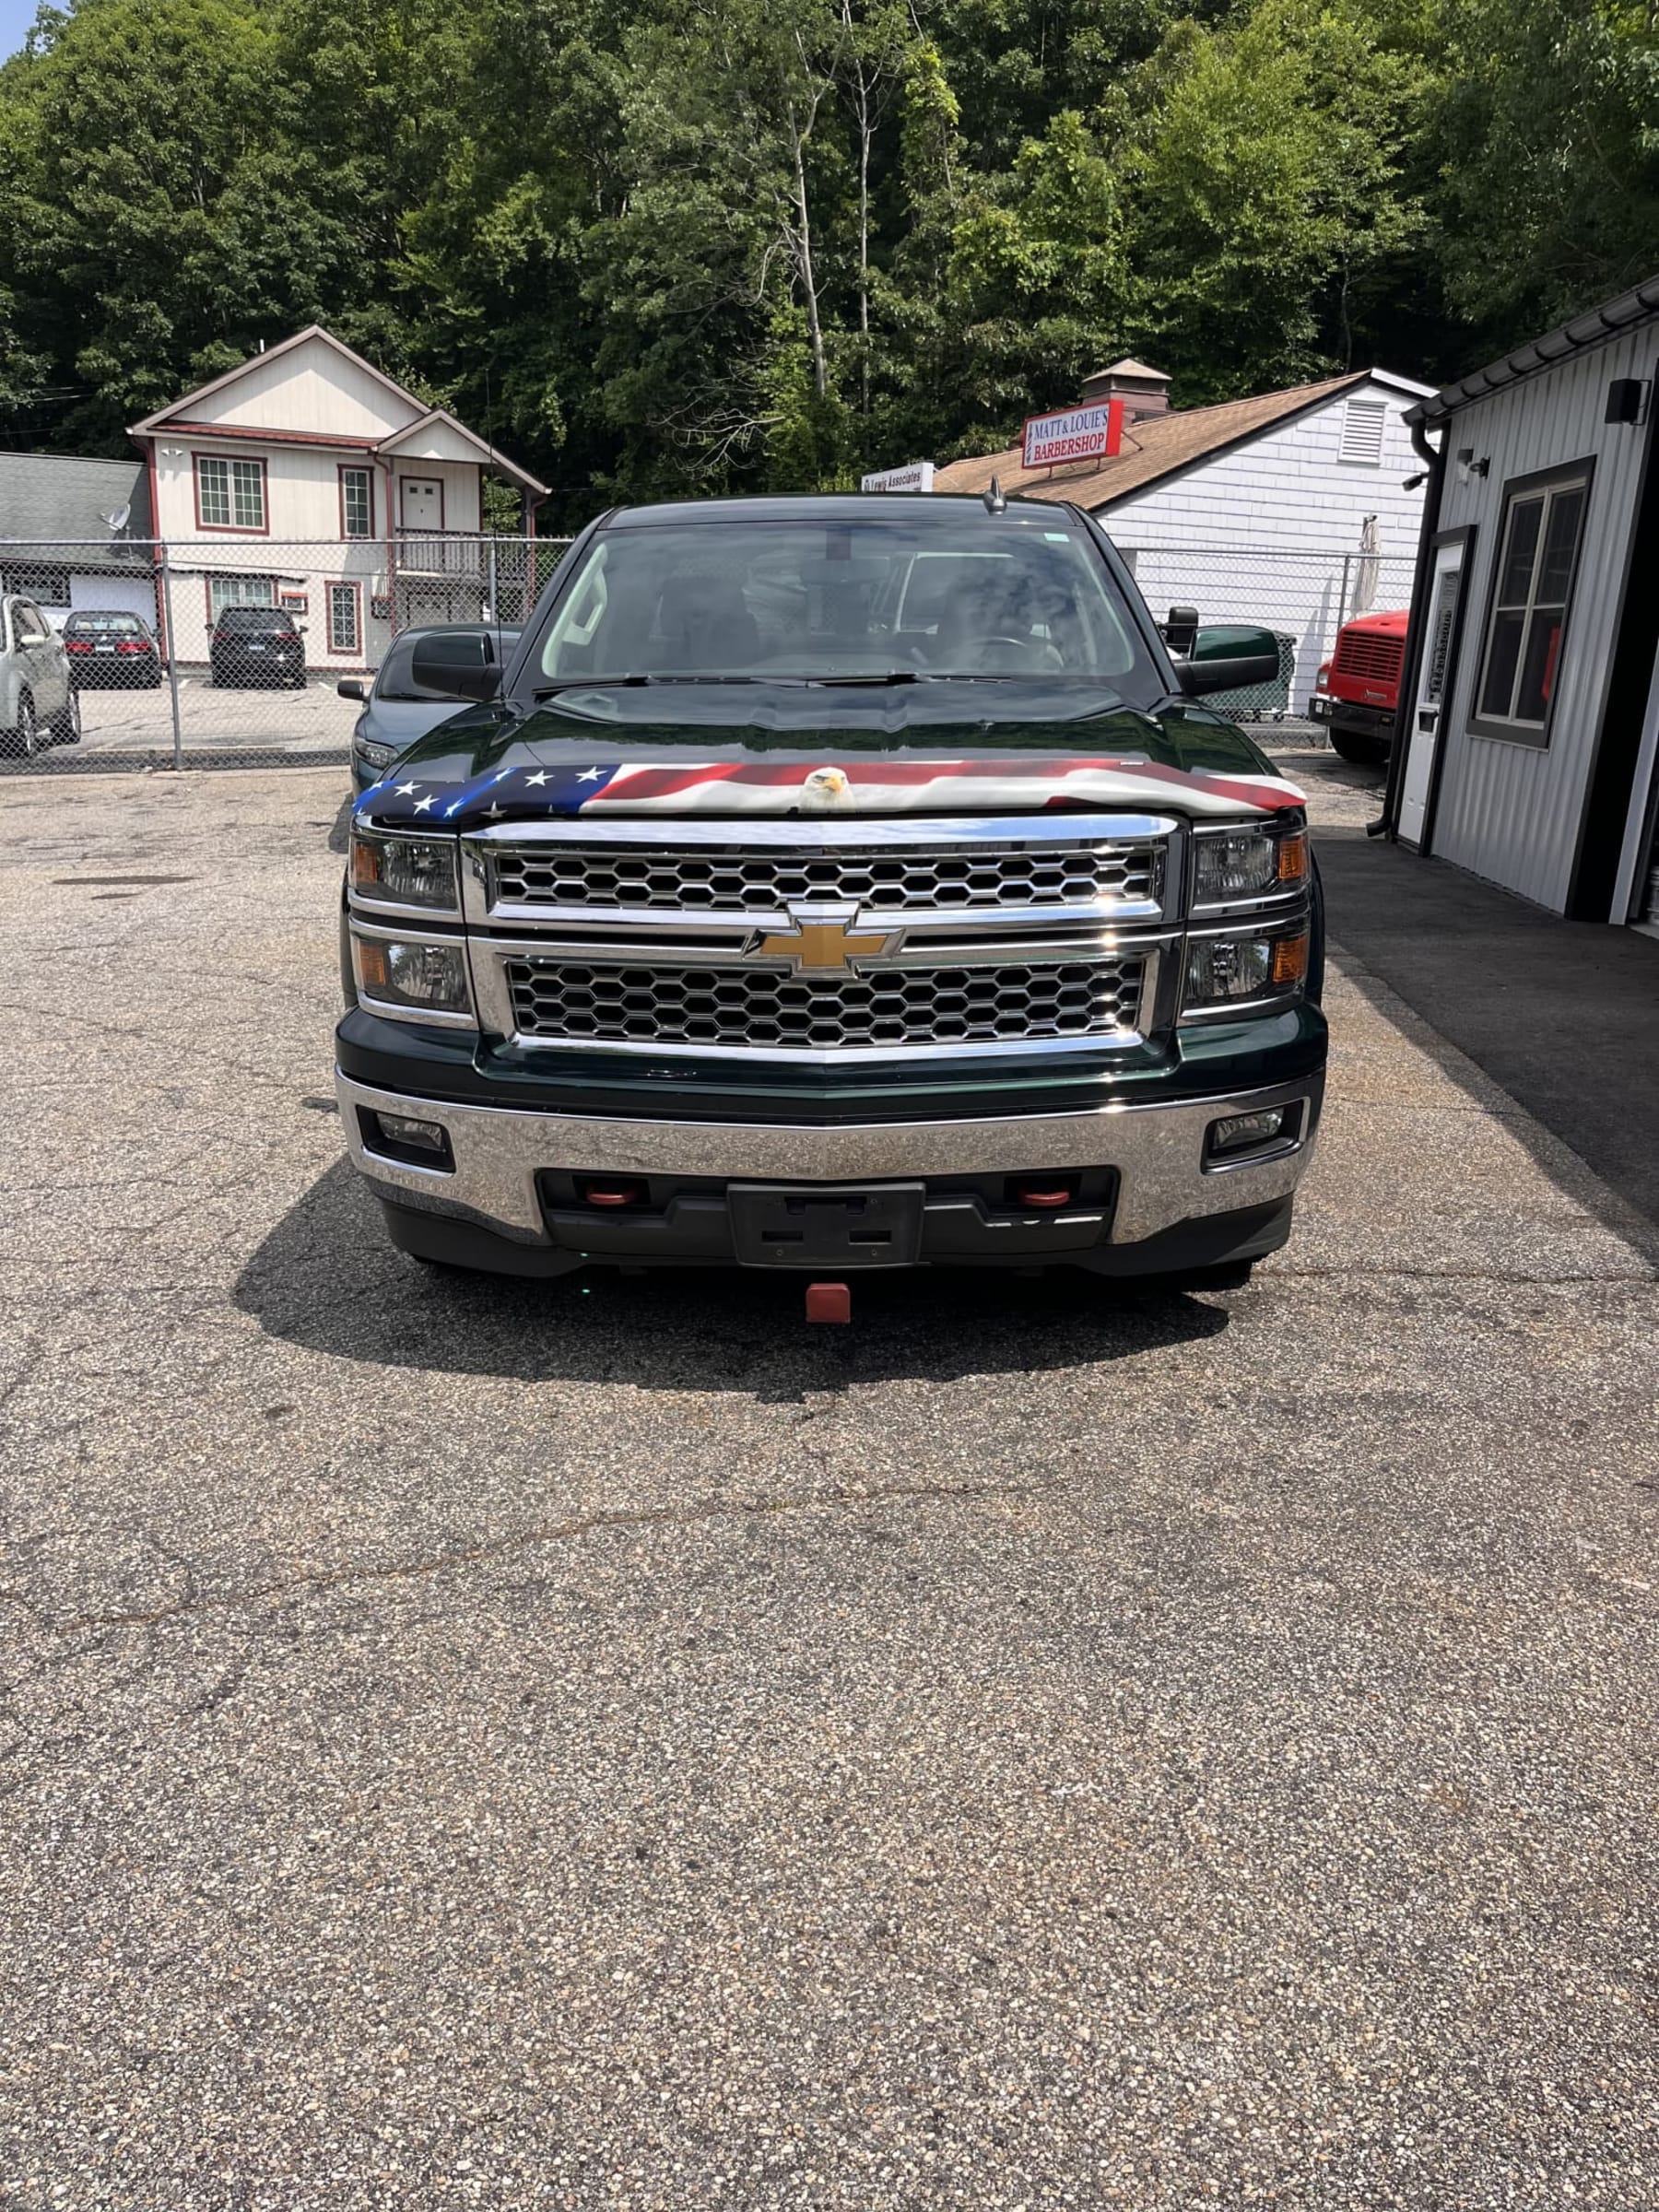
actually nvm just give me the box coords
[728,1182,925,1269]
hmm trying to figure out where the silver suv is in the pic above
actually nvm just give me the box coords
[1,594,79,759]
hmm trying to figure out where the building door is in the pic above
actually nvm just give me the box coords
[400,477,443,533]
[1398,530,1473,853]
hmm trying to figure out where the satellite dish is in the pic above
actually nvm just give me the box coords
[103,504,131,533]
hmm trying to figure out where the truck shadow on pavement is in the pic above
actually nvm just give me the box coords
[233,1159,1233,1397]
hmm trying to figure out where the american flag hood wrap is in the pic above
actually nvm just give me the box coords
[358,756,1305,829]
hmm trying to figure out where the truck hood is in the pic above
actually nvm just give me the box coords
[356,690,1306,829]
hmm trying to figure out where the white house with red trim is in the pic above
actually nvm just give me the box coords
[127,325,549,671]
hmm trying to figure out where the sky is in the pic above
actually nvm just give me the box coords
[2,0,39,60]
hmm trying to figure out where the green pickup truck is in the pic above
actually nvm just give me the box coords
[335,494,1325,1296]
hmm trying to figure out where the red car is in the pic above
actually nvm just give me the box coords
[1309,608,1406,765]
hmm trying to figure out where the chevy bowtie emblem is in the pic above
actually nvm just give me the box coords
[755,901,896,972]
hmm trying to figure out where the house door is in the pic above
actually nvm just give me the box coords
[400,477,443,533]
[1398,531,1472,852]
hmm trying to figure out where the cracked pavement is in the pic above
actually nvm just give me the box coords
[3,759,1657,2209]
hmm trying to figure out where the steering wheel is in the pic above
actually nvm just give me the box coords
[974,634,1066,673]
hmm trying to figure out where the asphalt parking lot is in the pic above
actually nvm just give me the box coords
[69,674,357,759]
[3,759,1657,2208]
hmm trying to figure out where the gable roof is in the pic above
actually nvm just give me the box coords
[127,325,549,497]
[127,325,418,437]
[932,369,1432,512]
[0,453,153,546]
[377,406,549,495]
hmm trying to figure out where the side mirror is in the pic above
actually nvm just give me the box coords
[336,678,366,701]
[1174,623,1283,698]
[409,633,502,702]
[1161,604,1200,658]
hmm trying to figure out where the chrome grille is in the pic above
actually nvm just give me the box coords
[504,955,1147,1054]
[488,840,1159,915]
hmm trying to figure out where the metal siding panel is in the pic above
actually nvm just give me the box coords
[1431,331,1653,910]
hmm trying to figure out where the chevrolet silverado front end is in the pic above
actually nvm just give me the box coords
[334,494,1326,1286]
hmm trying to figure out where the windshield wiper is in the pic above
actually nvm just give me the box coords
[533,674,781,698]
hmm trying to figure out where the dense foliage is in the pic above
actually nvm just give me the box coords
[1,0,1654,524]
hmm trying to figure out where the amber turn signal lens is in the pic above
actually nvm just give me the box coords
[1275,831,1308,884]
[1270,933,1310,987]
[350,836,383,890]
[357,940,390,993]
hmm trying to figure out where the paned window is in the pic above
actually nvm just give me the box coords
[197,454,266,531]
[1472,466,1590,744]
[208,575,276,620]
[328,582,360,654]
[341,467,373,539]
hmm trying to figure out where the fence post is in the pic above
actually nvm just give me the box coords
[158,543,184,771]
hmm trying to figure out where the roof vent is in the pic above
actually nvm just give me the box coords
[1339,396,1387,466]
[1079,358,1171,423]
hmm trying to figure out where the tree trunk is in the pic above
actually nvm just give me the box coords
[787,100,830,403]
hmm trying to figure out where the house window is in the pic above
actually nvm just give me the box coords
[1338,398,1387,467]
[208,575,277,621]
[341,467,373,539]
[327,582,360,654]
[197,454,265,531]
[1471,464,1592,745]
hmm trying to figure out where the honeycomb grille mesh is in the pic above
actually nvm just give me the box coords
[489,841,1159,915]
[505,956,1147,1053]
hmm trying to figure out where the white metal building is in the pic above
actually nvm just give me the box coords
[1382,277,1659,930]
[934,361,1433,704]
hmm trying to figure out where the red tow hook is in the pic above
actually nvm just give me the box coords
[578,1177,647,1208]
[1012,1183,1075,1209]
[806,1281,852,1324]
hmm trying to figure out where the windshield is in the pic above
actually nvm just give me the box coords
[535,517,1156,694]
[67,613,146,635]
[375,629,520,702]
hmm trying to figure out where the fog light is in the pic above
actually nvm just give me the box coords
[1206,1106,1290,1161]
[362,1109,453,1169]
[380,1112,447,1153]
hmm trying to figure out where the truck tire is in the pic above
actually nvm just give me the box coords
[1329,724,1388,767]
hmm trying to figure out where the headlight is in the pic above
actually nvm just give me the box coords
[354,736,399,771]
[352,931,475,1021]
[351,830,459,912]
[1193,827,1307,906]
[1182,926,1309,1015]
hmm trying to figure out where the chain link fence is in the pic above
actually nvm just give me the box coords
[2,530,1415,773]
[0,535,571,773]
[1115,539,1418,730]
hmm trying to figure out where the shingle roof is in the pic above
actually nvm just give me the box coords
[0,452,152,546]
[932,372,1372,511]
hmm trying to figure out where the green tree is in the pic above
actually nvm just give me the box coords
[0,0,360,449]
[1437,0,1659,342]
[1105,0,1434,401]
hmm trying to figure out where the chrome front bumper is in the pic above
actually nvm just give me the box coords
[335,1068,1323,1251]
